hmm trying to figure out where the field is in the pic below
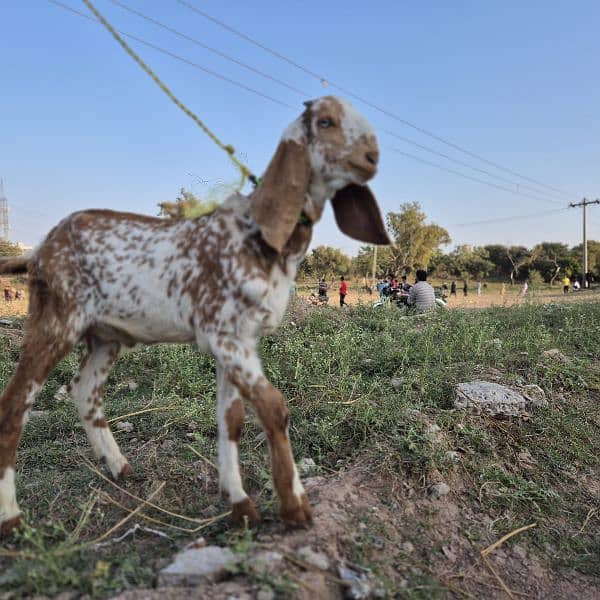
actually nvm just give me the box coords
[0,294,599,598]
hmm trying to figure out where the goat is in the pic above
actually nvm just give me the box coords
[0,96,389,535]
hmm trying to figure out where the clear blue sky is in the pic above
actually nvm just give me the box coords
[1,0,599,254]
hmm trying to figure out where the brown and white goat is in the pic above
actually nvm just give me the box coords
[0,96,389,535]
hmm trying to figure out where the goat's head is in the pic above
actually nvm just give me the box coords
[251,96,390,253]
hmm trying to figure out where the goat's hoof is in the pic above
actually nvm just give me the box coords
[231,497,261,526]
[117,463,134,480]
[0,515,22,537]
[281,494,312,528]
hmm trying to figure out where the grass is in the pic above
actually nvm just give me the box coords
[0,299,599,597]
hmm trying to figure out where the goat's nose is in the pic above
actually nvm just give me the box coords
[365,151,378,166]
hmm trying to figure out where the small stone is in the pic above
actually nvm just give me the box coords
[115,421,134,433]
[29,410,49,419]
[541,348,569,363]
[297,546,330,570]
[127,381,139,391]
[428,483,450,498]
[187,421,199,432]
[54,385,69,402]
[400,541,415,554]
[297,457,317,476]
[158,545,238,586]
[454,381,528,417]
[391,377,404,391]
[522,384,548,408]
[257,590,275,600]
[445,451,460,464]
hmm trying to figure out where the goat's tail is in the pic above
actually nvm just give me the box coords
[0,255,30,275]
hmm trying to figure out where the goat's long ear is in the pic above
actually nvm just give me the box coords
[331,184,390,245]
[250,139,311,253]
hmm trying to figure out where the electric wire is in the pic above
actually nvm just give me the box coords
[390,148,563,206]
[450,207,569,228]
[47,0,295,109]
[175,0,572,199]
[51,0,571,206]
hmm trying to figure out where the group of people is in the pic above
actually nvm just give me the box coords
[3,287,24,303]
[377,270,439,311]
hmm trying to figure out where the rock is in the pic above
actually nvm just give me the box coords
[444,451,460,464]
[116,421,134,433]
[428,482,450,499]
[400,541,415,554]
[29,410,49,419]
[454,381,527,416]
[257,590,275,600]
[338,562,374,599]
[297,457,317,476]
[53,385,69,402]
[541,348,569,363]
[522,384,548,408]
[390,377,405,391]
[158,545,238,586]
[297,546,330,570]
[127,381,139,391]
[424,423,441,440]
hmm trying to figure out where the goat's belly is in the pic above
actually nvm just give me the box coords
[96,315,195,345]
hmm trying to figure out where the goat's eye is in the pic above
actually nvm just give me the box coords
[318,118,334,129]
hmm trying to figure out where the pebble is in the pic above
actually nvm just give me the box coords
[428,482,450,498]
[158,545,238,586]
[297,546,330,570]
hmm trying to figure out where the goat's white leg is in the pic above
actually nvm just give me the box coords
[211,336,311,527]
[216,364,260,524]
[69,338,131,479]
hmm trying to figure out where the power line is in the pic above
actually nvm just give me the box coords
[45,2,570,211]
[46,0,295,109]
[451,208,568,228]
[106,0,306,97]
[56,0,569,206]
[381,128,565,203]
[175,0,573,199]
[390,148,564,206]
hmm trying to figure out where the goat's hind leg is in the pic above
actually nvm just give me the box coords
[69,336,131,479]
[0,333,74,536]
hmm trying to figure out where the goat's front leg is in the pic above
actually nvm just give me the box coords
[212,337,312,527]
[216,365,260,525]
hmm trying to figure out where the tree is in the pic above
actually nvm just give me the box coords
[158,188,218,219]
[303,245,351,278]
[434,245,494,279]
[483,244,513,279]
[351,245,394,279]
[0,240,23,257]
[531,242,577,285]
[571,240,600,277]
[386,202,450,274]
[505,246,536,285]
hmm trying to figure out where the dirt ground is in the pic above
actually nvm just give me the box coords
[111,456,600,599]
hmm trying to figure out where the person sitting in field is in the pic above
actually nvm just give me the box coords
[408,269,436,311]
[400,275,411,292]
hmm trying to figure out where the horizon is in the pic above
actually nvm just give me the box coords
[1,1,599,252]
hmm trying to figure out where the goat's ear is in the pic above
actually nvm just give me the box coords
[331,184,391,245]
[251,139,311,253]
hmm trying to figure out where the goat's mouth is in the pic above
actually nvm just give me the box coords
[348,161,377,181]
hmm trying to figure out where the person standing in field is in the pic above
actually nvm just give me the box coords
[339,276,348,306]
[521,281,528,296]
[476,281,482,296]
[500,283,506,296]
[563,275,570,294]
[450,280,457,298]
[463,280,468,297]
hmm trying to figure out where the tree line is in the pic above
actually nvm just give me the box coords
[301,202,599,284]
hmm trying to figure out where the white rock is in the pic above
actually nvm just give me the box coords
[454,381,527,416]
[391,377,404,391]
[445,451,460,464]
[297,457,317,476]
[428,483,450,498]
[521,384,548,408]
[158,545,238,586]
[127,381,139,391]
[297,546,330,570]
[400,541,415,554]
[53,385,69,402]
[116,421,134,433]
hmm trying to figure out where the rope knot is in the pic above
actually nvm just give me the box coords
[224,145,236,155]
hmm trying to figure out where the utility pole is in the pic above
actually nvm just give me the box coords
[371,245,378,286]
[0,179,9,241]
[569,198,600,288]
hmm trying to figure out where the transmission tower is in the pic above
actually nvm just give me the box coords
[0,179,9,241]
